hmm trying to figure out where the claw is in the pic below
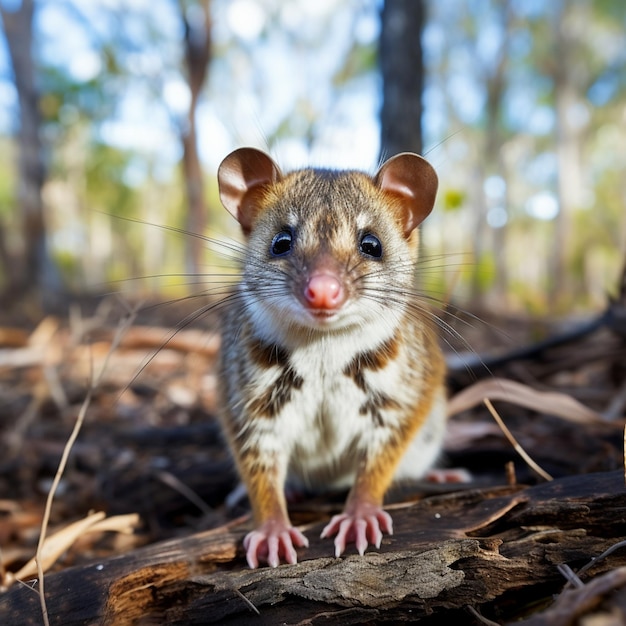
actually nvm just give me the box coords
[244,521,309,568]
[354,518,368,556]
[425,468,472,483]
[321,502,393,557]
[366,515,383,548]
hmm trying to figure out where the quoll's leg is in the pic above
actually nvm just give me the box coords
[320,388,448,558]
[240,457,309,568]
[320,453,397,557]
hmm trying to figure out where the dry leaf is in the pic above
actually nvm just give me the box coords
[447,377,607,423]
[9,512,140,584]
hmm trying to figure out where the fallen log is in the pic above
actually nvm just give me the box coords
[2,470,626,625]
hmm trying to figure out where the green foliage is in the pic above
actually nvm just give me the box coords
[53,249,81,290]
[0,0,624,312]
[39,65,115,130]
[441,188,465,212]
[0,138,16,218]
[84,143,138,217]
[332,41,377,88]
[474,252,497,295]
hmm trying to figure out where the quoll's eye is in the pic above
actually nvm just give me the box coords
[359,233,383,259]
[270,229,293,257]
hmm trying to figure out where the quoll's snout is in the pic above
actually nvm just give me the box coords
[304,271,345,310]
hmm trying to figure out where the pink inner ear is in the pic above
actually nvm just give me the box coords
[217,148,282,233]
[375,153,438,236]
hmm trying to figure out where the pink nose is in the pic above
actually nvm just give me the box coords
[304,273,345,310]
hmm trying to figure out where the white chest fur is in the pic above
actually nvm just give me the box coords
[257,329,407,490]
[224,290,444,493]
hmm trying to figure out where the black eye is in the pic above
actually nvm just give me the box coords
[359,233,382,259]
[270,229,293,257]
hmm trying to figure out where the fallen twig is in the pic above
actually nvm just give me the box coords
[34,308,138,626]
[484,398,553,481]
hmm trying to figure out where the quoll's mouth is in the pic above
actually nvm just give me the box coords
[302,308,347,329]
[309,309,337,321]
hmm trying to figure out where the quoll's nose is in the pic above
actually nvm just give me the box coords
[304,273,345,310]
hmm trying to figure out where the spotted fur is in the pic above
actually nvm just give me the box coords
[217,148,445,549]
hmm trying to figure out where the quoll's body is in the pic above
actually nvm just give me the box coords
[217,148,446,568]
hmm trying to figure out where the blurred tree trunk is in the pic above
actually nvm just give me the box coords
[378,0,426,160]
[550,1,583,310]
[179,0,212,275]
[471,3,512,308]
[0,0,59,302]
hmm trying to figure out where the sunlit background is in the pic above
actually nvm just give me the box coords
[0,0,625,315]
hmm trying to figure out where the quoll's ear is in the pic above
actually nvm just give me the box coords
[374,153,438,237]
[217,148,282,234]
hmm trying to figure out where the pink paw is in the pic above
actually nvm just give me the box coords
[243,520,309,568]
[320,502,393,557]
[425,468,472,484]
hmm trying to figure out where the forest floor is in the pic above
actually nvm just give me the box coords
[0,287,625,624]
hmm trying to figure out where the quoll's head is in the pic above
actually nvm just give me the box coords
[217,148,438,334]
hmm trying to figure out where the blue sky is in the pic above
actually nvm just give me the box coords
[0,0,384,171]
[0,0,624,226]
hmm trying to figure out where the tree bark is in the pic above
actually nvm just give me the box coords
[3,471,626,624]
[378,0,426,160]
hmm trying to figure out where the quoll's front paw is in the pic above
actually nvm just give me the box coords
[320,502,393,557]
[243,520,309,568]
[425,467,472,483]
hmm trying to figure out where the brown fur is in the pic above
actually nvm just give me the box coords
[216,148,445,564]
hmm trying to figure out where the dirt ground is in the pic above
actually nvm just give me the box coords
[0,289,625,622]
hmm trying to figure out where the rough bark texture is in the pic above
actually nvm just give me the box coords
[378,0,425,160]
[3,471,626,625]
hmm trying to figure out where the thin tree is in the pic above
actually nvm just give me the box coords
[378,0,426,160]
[472,2,512,307]
[0,0,59,302]
[178,0,212,275]
[549,0,582,309]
